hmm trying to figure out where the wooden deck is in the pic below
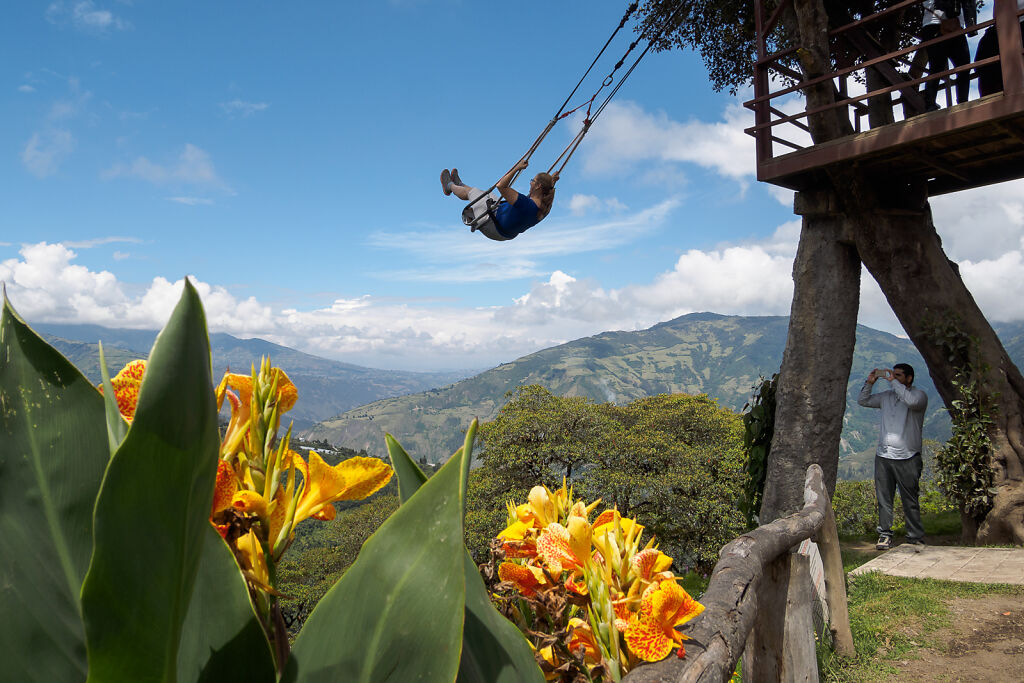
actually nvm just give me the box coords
[758,91,1024,195]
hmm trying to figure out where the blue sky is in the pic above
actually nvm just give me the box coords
[3,1,1023,371]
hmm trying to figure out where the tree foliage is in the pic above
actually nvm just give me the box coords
[466,386,747,572]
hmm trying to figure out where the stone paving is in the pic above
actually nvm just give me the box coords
[849,544,1024,585]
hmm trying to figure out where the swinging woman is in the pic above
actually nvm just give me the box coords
[441,160,557,241]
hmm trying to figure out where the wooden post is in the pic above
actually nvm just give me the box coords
[995,0,1024,95]
[816,495,855,656]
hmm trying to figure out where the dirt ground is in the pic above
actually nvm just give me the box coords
[881,594,1024,682]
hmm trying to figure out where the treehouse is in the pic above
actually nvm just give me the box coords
[746,0,1024,195]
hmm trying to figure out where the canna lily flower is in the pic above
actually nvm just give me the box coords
[291,451,393,525]
[528,485,557,527]
[630,547,674,586]
[211,460,238,516]
[235,529,273,593]
[99,359,146,422]
[536,522,584,574]
[624,580,704,662]
[498,562,550,597]
[567,617,602,663]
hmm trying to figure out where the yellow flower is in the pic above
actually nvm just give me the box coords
[624,580,704,662]
[99,359,146,422]
[211,460,237,516]
[528,485,557,526]
[536,522,584,574]
[235,529,273,593]
[291,451,393,525]
[498,561,550,597]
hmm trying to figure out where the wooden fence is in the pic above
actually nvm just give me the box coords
[623,464,853,683]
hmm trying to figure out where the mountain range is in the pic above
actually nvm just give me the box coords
[33,315,1024,479]
[33,323,474,432]
[305,313,1024,470]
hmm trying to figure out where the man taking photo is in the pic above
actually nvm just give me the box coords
[858,364,929,550]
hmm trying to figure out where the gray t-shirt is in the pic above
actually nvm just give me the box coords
[858,380,928,460]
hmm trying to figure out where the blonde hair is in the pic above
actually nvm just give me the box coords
[532,172,556,220]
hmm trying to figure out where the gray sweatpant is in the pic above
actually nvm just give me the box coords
[875,453,924,541]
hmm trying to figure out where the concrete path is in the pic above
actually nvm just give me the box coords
[849,545,1024,585]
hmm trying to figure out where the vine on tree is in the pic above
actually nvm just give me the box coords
[741,373,778,527]
[923,313,998,522]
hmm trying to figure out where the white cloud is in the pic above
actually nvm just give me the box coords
[46,1,131,33]
[112,251,130,261]
[219,99,269,117]
[22,129,75,178]
[104,144,231,192]
[18,85,35,93]
[580,100,756,182]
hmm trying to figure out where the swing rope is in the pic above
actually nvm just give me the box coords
[465,1,681,210]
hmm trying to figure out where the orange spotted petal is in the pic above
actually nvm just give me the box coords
[567,617,601,662]
[625,613,675,662]
[536,523,581,574]
[593,509,618,529]
[102,359,146,422]
[646,580,704,629]
[499,561,542,597]
[211,460,238,515]
[272,368,298,413]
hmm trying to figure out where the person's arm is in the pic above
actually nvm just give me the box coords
[893,382,929,410]
[858,369,883,407]
[496,159,527,204]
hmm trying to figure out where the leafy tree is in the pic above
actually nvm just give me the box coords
[467,386,747,572]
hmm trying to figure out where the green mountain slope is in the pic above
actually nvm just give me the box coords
[308,314,1024,471]
[35,323,472,431]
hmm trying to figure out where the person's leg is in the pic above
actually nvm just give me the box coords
[875,455,897,542]
[921,25,944,109]
[894,454,926,541]
[949,35,971,104]
[451,183,471,201]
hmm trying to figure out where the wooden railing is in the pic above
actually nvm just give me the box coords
[745,0,1024,165]
[623,465,853,682]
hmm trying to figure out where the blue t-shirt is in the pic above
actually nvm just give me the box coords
[493,193,540,239]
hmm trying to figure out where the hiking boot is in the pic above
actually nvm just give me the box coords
[876,535,892,551]
[450,168,463,187]
[440,169,452,196]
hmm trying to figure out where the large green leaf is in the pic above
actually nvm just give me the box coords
[0,293,109,682]
[386,426,543,683]
[81,280,222,683]
[458,552,545,683]
[176,525,276,683]
[286,439,468,683]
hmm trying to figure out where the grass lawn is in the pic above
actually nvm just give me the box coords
[822,508,1023,682]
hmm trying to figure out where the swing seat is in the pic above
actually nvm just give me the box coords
[461,192,500,230]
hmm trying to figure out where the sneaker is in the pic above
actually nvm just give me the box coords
[450,168,463,187]
[876,535,892,551]
[906,538,925,546]
[440,169,452,196]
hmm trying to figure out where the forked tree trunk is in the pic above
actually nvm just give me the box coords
[833,170,1024,544]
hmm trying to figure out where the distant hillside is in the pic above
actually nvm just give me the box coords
[307,314,1024,471]
[35,323,473,431]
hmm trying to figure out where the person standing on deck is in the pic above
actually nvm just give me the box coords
[859,363,929,550]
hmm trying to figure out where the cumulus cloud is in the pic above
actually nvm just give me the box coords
[46,1,131,33]
[219,99,269,117]
[104,143,231,192]
[580,100,756,183]
[22,129,75,178]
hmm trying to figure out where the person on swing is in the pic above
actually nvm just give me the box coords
[440,160,557,241]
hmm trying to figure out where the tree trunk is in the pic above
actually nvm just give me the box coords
[760,196,861,522]
[832,169,1024,545]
